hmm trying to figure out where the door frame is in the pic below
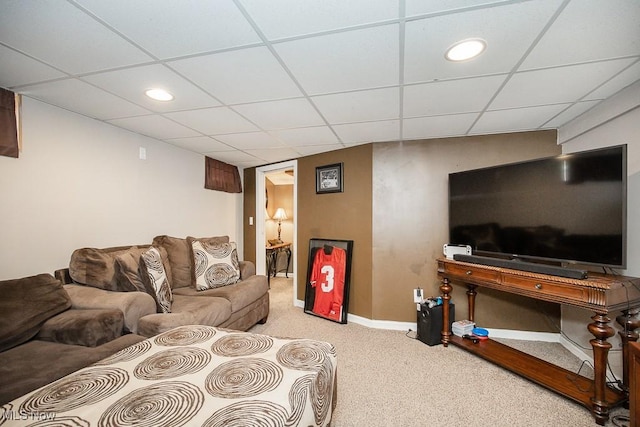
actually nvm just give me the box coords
[255,160,298,303]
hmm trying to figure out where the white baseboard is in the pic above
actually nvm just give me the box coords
[294,300,560,339]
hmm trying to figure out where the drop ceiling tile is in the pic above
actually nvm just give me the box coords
[312,87,399,124]
[83,64,221,112]
[274,24,399,95]
[0,0,152,74]
[0,46,66,88]
[244,147,301,163]
[521,0,640,70]
[294,144,344,156]
[404,75,506,118]
[544,100,601,128]
[214,132,285,150]
[233,99,325,130]
[585,61,640,101]
[163,107,258,135]
[271,126,340,147]
[490,59,636,110]
[332,120,400,144]
[239,0,398,40]
[168,47,301,104]
[471,104,568,135]
[203,150,260,164]
[19,79,149,120]
[405,0,514,17]
[75,0,261,58]
[163,136,231,153]
[403,113,478,140]
[404,0,563,83]
[108,115,200,139]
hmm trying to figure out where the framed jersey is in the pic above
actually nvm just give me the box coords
[304,238,354,324]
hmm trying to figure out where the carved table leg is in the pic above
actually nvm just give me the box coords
[616,308,640,405]
[467,284,477,323]
[440,277,452,347]
[588,313,615,425]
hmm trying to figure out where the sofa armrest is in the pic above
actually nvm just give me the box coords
[63,284,156,335]
[239,260,256,280]
[36,308,124,347]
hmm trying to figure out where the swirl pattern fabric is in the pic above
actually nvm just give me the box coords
[191,240,240,290]
[1,326,337,427]
[140,247,173,313]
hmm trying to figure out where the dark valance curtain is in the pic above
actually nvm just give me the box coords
[205,156,242,193]
[0,88,19,158]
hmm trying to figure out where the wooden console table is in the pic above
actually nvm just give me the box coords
[437,258,640,425]
[266,242,292,286]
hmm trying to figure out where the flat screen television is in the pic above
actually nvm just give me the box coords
[448,145,627,270]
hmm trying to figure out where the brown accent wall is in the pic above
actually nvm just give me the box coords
[243,167,256,265]
[372,130,562,330]
[244,130,563,332]
[297,145,373,319]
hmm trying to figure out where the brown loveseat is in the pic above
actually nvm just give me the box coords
[55,235,270,338]
[0,273,145,405]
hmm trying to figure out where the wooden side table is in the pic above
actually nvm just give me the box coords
[266,242,292,286]
[437,257,640,425]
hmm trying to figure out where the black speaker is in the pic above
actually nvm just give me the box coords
[417,302,455,346]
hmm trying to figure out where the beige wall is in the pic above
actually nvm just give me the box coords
[558,87,640,376]
[372,131,561,328]
[0,98,242,280]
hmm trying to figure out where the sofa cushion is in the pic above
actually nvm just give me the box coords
[36,308,124,347]
[152,235,229,289]
[136,295,232,337]
[69,246,149,291]
[63,284,156,335]
[139,247,173,313]
[0,274,71,353]
[191,240,240,290]
[114,252,147,292]
[173,274,268,312]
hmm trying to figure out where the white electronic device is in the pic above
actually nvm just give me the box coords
[443,244,472,260]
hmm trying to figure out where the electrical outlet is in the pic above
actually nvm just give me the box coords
[413,288,423,303]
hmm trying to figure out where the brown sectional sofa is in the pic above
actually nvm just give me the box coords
[0,273,145,405]
[55,235,270,338]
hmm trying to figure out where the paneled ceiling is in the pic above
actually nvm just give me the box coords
[1,0,638,168]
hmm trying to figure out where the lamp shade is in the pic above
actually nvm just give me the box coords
[273,208,287,221]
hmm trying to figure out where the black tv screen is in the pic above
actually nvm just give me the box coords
[448,145,627,269]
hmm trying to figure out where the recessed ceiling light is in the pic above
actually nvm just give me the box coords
[445,38,487,62]
[145,88,174,101]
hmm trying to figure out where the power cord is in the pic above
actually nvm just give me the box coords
[406,329,417,339]
[611,414,630,427]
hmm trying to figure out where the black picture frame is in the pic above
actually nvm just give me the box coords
[304,238,354,324]
[316,163,343,194]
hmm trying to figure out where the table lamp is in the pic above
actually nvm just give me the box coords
[273,208,287,242]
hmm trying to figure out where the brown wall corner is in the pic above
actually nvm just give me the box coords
[243,167,256,265]
[297,144,374,320]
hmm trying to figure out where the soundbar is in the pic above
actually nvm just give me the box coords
[452,254,588,280]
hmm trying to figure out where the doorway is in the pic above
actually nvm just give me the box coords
[255,160,297,304]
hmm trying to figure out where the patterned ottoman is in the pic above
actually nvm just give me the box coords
[1,325,337,426]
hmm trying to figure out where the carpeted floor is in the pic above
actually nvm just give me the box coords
[249,277,631,427]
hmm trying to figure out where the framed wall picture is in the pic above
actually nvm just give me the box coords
[316,163,343,194]
[304,238,354,324]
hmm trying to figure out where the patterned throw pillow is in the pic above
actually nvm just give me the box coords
[191,241,240,290]
[139,247,173,313]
